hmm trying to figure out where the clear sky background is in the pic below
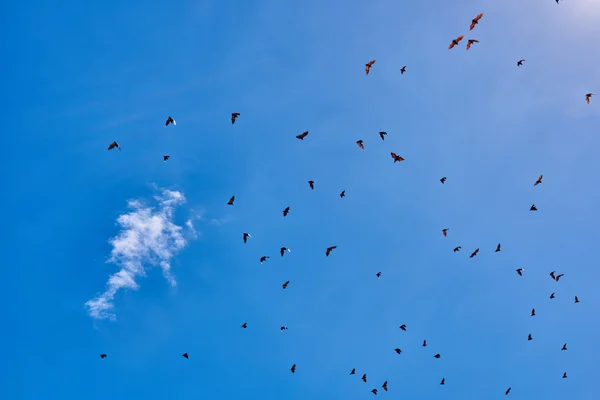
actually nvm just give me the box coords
[2,0,600,399]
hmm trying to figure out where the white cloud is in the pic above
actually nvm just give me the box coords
[85,189,188,321]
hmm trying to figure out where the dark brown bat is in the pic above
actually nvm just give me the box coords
[243,233,252,243]
[371,389,378,395]
[231,112,240,124]
[308,180,315,190]
[296,131,309,140]
[108,141,120,150]
[400,66,406,74]
[517,59,525,67]
[282,280,290,289]
[530,308,535,316]
[350,368,356,375]
[440,378,445,385]
[260,256,269,263]
[470,248,479,258]
[423,340,427,347]
[442,228,448,237]
[365,60,376,75]
[586,93,595,104]
[290,364,296,373]
[165,116,176,126]
[182,353,189,359]
[340,190,346,198]
[283,206,290,216]
[575,296,580,303]
[163,155,170,162]
[448,35,464,49]
[530,204,537,211]
[395,348,402,354]
[326,246,337,257]
[434,354,441,359]
[376,271,381,278]
[440,177,447,184]
[357,140,364,149]
[227,195,235,205]
[534,175,543,186]
[466,39,479,50]
[453,246,461,252]
[399,324,407,331]
[100,354,107,359]
[505,387,511,395]
[382,381,388,391]
[241,322,247,328]
[280,247,291,256]
[516,268,524,276]
[470,13,483,30]
[362,374,367,383]
[379,131,387,140]
[528,334,532,341]
[495,243,501,252]
[390,152,405,163]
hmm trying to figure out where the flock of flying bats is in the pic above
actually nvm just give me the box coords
[97,8,592,397]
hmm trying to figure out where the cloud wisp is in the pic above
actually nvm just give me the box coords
[85,189,187,321]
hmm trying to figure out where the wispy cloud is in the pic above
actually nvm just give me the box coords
[85,189,188,321]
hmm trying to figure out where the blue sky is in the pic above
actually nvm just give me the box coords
[2,0,600,399]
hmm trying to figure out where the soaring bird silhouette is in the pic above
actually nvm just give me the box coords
[365,60,376,75]
[357,140,365,149]
[470,13,483,30]
[107,141,120,150]
[470,248,479,258]
[585,93,595,104]
[466,39,479,50]
[243,233,252,243]
[517,59,526,67]
[260,256,269,263]
[534,175,543,186]
[400,66,406,74]
[227,195,235,205]
[453,246,461,252]
[326,246,337,257]
[296,131,309,140]
[231,112,240,124]
[165,116,176,126]
[448,35,464,49]
[555,273,564,281]
[280,247,291,256]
